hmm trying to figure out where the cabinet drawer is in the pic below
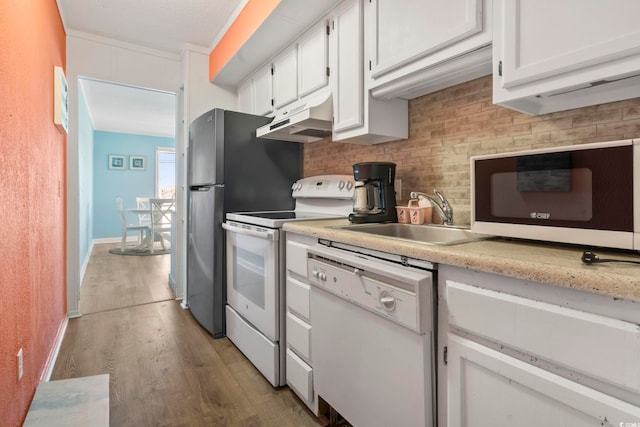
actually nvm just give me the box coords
[286,348,313,403]
[287,277,310,321]
[286,236,316,279]
[446,280,640,393]
[287,312,312,362]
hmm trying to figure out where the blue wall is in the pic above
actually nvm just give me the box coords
[93,131,174,238]
[78,87,94,268]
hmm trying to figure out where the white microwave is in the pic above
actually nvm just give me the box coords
[471,139,640,250]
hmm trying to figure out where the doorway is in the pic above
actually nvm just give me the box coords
[73,77,178,315]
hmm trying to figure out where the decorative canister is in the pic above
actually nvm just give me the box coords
[408,198,432,225]
[396,205,410,223]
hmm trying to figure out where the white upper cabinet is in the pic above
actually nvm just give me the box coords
[366,0,492,100]
[253,65,274,116]
[330,0,363,133]
[330,0,408,144]
[298,21,329,98]
[273,45,298,109]
[236,64,273,115]
[238,19,330,114]
[493,0,640,115]
[237,79,254,114]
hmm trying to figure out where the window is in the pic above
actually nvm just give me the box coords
[156,147,175,198]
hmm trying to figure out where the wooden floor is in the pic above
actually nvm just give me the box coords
[52,243,322,426]
[79,243,175,314]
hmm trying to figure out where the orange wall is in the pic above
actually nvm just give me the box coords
[0,0,67,425]
[209,0,281,81]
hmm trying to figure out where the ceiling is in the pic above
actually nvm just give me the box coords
[56,0,246,138]
[56,0,244,54]
[79,79,176,138]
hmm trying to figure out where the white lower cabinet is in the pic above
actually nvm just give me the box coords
[284,232,319,414]
[448,334,640,427]
[438,265,640,427]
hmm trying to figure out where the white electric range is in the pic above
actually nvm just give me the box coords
[222,175,355,387]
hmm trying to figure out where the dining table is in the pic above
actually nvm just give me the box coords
[127,198,175,253]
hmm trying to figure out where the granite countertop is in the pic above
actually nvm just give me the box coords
[283,219,640,303]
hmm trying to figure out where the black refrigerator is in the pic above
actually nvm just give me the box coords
[187,109,301,338]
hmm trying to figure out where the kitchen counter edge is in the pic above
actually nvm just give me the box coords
[283,219,640,303]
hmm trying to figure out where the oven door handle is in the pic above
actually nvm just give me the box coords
[222,222,278,241]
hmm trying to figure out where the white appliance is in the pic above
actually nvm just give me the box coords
[307,242,436,427]
[471,139,640,250]
[222,175,355,387]
[256,91,333,143]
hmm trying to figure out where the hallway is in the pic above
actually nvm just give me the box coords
[51,244,320,426]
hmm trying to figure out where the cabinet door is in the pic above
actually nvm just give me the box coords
[237,79,254,114]
[447,334,640,427]
[370,0,483,78]
[497,0,640,90]
[273,45,298,109]
[298,21,329,98]
[330,0,364,133]
[253,65,273,116]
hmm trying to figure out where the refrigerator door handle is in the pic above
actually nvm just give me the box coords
[222,222,278,241]
[190,184,222,191]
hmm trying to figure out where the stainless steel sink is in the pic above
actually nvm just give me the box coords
[333,223,493,246]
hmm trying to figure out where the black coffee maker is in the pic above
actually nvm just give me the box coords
[348,162,398,223]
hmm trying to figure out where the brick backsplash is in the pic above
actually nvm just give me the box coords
[303,75,640,225]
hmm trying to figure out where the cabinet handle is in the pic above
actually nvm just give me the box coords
[498,60,503,77]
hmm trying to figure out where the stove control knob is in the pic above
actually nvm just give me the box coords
[338,180,345,190]
[312,268,319,278]
[320,272,327,281]
[346,181,354,191]
[379,291,396,312]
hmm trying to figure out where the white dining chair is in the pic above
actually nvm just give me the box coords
[116,197,151,252]
[135,197,151,227]
[149,198,174,254]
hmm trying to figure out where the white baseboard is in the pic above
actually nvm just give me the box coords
[79,241,95,287]
[92,237,124,244]
[41,316,69,382]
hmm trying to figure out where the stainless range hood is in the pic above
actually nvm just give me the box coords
[257,91,332,143]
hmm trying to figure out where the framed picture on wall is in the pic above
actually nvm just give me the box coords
[108,154,126,170]
[130,155,146,171]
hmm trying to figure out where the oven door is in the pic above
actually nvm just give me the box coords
[223,221,279,342]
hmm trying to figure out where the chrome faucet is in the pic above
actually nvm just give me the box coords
[409,189,454,226]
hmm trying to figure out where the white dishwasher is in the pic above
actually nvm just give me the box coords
[307,242,436,427]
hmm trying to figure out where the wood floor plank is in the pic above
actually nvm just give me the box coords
[52,247,322,426]
[79,243,173,314]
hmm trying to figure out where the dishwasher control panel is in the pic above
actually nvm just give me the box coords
[308,257,425,333]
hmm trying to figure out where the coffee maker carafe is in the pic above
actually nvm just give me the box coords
[348,162,398,223]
